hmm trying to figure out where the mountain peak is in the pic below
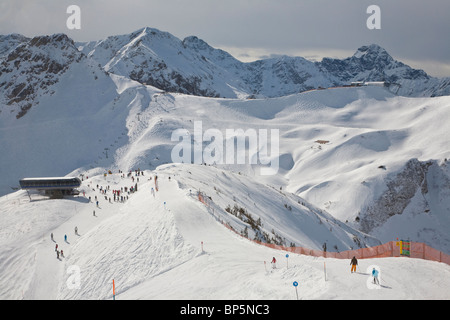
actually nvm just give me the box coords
[0,32,86,119]
[356,44,385,53]
[29,33,75,49]
[182,35,209,50]
[352,44,391,61]
[129,26,177,42]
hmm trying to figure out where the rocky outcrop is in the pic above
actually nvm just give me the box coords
[359,158,433,233]
[0,34,84,118]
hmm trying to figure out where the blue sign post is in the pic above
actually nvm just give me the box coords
[293,281,299,300]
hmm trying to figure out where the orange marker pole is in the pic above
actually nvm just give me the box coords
[113,279,116,300]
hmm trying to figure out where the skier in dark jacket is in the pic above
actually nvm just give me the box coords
[350,256,358,273]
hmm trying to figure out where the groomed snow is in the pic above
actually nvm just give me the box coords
[0,168,449,300]
[1,70,449,300]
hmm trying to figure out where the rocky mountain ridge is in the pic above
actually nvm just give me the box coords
[77,27,450,98]
[1,27,450,121]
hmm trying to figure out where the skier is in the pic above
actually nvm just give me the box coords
[51,233,54,241]
[372,267,380,285]
[56,250,60,259]
[350,256,358,273]
[322,242,327,252]
[75,226,78,235]
[55,244,58,252]
[61,250,64,258]
[64,234,67,242]
[271,257,277,269]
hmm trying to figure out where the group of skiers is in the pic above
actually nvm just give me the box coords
[268,254,380,286]
[350,256,380,285]
[48,169,154,262]
[91,185,134,205]
[51,226,79,260]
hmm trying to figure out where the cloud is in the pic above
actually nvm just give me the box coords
[402,59,450,78]
[219,46,354,64]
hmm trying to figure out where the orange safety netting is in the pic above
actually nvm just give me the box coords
[198,192,207,206]
[222,221,450,265]
[198,193,450,265]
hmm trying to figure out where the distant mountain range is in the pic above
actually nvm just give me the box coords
[78,27,450,98]
[1,27,450,121]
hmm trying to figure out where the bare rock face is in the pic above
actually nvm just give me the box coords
[359,158,433,233]
[0,34,84,119]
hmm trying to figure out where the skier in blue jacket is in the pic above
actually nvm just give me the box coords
[372,267,380,285]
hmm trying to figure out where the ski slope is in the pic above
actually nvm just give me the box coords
[0,168,449,300]
[1,70,450,300]
[103,80,450,253]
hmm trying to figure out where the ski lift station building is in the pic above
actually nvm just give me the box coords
[19,177,81,197]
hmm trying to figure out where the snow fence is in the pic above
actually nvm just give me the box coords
[197,191,450,265]
[249,231,449,265]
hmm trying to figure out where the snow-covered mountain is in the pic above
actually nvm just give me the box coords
[0,27,450,300]
[0,33,112,120]
[2,26,449,118]
[318,44,450,97]
[0,33,124,197]
[76,27,450,99]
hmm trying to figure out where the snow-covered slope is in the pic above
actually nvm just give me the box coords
[1,28,450,300]
[1,169,449,300]
[79,78,449,252]
[1,57,449,250]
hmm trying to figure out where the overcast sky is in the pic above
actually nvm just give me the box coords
[1,0,450,77]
